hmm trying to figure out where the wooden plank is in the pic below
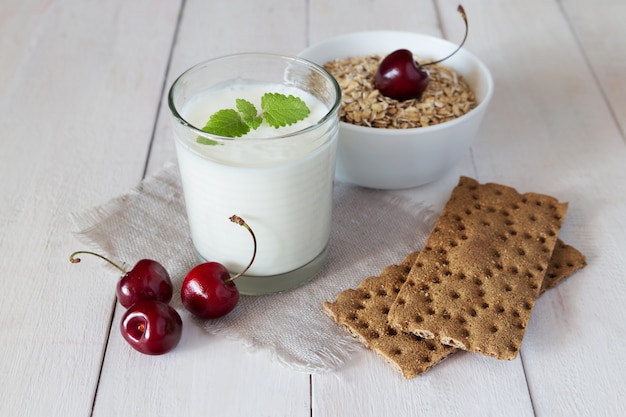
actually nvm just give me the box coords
[0,1,180,416]
[308,1,535,416]
[308,0,441,42]
[93,316,310,417]
[145,0,309,175]
[440,0,626,415]
[313,350,533,417]
[562,0,626,140]
[92,1,312,415]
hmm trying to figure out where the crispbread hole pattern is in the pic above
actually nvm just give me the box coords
[343,264,410,342]
[394,178,566,358]
[328,255,458,373]
[541,240,587,293]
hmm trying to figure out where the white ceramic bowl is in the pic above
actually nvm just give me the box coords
[299,31,494,189]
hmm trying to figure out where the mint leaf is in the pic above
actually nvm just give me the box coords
[196,136,220,146]
[261,93,310,128]
[196,92,311,141]
[236,99,262,130]
[201,108,250,138]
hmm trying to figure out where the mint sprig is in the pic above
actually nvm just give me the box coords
[198,92,310,141]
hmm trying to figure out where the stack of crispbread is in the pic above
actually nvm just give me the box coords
[323,177,587,378]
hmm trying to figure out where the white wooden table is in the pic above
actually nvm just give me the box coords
[2,1,625,416]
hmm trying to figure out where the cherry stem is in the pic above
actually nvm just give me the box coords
[225,215,257,283]
[422,5,468,68]
[69,250,128,275]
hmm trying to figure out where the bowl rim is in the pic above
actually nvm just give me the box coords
[298,30,494,136]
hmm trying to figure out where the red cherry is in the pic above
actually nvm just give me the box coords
[70,251,173,308]
[120,300,183,355]
[180,215,256,319]
[375,5,469,101]
[181,262,240,318]
[375,49,430,101]
[116,259,173,308]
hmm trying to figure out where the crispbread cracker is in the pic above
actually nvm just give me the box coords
[324,251,458,378]
[388,177,568,360]
[323,240,585,378]
[540,239,587,294]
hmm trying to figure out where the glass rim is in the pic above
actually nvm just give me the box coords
[167,52,342,142]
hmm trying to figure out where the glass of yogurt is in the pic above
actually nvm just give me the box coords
[168,53,341,295]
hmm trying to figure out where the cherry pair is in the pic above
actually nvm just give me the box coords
[70,251,183,355]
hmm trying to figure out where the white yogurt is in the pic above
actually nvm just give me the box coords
[174,80,338,277]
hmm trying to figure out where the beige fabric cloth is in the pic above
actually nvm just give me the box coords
[72,161,436,373]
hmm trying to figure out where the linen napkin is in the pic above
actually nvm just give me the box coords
[71,161,436,373]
